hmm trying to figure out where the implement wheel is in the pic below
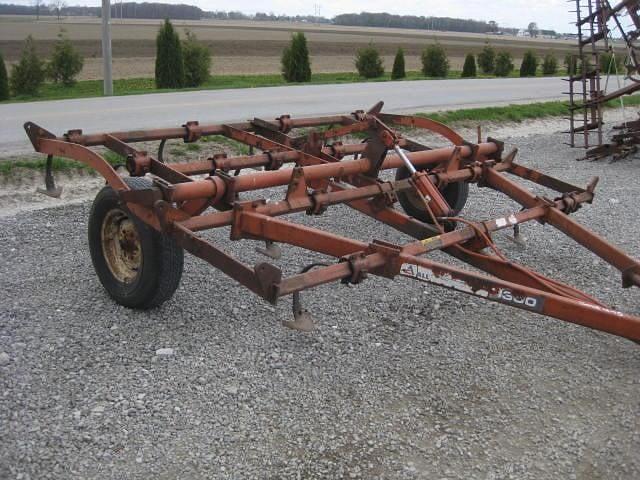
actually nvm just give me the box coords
[395,166,469,223]
[88,177,183,309]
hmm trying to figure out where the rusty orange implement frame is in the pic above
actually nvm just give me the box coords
[24,102,640,342]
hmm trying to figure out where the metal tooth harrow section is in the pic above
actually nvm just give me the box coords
[23,102,640,342]
[566,0,640,158]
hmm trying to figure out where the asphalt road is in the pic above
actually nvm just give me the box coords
[0,76,566,156]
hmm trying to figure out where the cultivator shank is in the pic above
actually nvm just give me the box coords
[24,102,640,342]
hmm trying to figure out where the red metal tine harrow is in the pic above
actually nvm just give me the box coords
[23,101,640,341]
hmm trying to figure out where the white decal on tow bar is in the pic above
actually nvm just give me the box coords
[400,263,544,312]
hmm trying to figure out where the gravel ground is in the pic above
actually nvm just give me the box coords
[1,128,639,479]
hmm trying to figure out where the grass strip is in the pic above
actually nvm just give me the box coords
[2,69,564,104]
[204,135,252,155]
[0,151,124,175]
[421,95,640,124]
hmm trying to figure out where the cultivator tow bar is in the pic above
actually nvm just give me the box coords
[24,102,640,341]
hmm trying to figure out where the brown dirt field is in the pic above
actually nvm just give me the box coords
[2,38,520,60]
[0,16,577,44]
[0,15,581,79]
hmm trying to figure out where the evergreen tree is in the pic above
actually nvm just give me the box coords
[182,30,211,87]
[565,53,577,75]
[421,43,449,77]
[520,50,538,77]
[0,51,9,101]
[599,51,621,74]
[47,30,84,86]
[477,41,496,74]
[391,47,406,80]
[579,56,593,75]
[494,51,514,77]
[10,35,45,96]
[461,53,477,77]
[355,43,384,78]
[541,52,558,76]
[155,19,185,89]
[281,32,311,82]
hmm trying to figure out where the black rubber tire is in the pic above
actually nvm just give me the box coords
[395,166,469,223]
[88,177,183,309]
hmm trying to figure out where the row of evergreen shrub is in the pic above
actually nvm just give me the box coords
[461,50,516,77]
[0,32,83,99]
[282,35,565,81]
[0,20,212,100]
[155,19,211,89]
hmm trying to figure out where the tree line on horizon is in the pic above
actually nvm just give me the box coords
[0,3,557,36]
[0,2,202,20]
[333,12,513,35]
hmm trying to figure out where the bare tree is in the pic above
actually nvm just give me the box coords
[51,0,66,21]
[33,0,42,20]
[528,22,539,38]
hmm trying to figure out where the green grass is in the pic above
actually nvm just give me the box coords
[2,69,565,104]
[421,95,640,125]
[168,147,186,157]
[423,101,571,124]
[0,152,125,176]
[206,135,252,155]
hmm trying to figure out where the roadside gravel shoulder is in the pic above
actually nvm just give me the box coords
[0,127,639,479]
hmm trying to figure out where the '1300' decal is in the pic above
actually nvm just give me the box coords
[492,288,544,312]
[400,263,544,312]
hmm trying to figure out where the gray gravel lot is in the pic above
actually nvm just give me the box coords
[1,130,639,479]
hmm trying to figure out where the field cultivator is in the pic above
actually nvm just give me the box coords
[24,102,640,342]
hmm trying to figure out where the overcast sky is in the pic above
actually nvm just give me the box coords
[11,0,578,33]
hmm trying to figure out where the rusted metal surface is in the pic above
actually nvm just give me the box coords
[101,208,142,283]
[23,102,640,343]
[567,0,640,159]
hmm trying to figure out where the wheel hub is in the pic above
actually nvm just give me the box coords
[101,209,142,283]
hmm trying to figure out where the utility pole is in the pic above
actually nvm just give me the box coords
[101,0,113,95]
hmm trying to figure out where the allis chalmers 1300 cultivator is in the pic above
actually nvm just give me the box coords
[24,102,640,341]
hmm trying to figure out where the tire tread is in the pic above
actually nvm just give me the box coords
[88,176,183,309]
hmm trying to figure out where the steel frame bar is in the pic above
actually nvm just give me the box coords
[231,209,638,339]
[484,167,640,283]
[22,104,640,342]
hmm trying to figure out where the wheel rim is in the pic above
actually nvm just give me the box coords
[405,188,429,211]
[101,208,142,284]
[403,177,456,213]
